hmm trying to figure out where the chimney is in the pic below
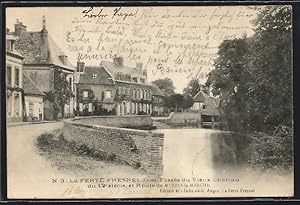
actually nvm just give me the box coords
[40,16,48,62]
[77,61,85,73]
[136,62,143,74]
[142,69,147,79]
[113,56,124,67]
[14,19,27,36]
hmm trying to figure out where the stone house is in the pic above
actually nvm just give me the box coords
[192,90,222,128]
[6,33,24,123]
[23,72,45,121]
[151,83,165,116]
[12,17,75,120]
[75,57,164,116]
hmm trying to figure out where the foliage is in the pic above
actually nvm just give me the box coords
[248,125,293,170]
[152,78,175,96]
[46,68,74,120]
[183,78,201,97]
[37,132,118,162]
[164,94,194,111]
[206,6,292,133]
[249,6,292,131]
[44,91,60,120]
[183,78,209,97]
[54,68,74,118]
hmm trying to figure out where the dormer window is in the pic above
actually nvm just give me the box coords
[126,74,131,81]
[6,40,14,51]
[117,72,122,80]
[92,73,97,79]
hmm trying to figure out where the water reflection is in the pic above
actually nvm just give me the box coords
[157,128,293,196]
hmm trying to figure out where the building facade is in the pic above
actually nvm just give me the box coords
[192,90,222,128]
[151,84,165,116]
[75,57,164,116]
[23,72,45,121]
[6,33,24,123]
[13,17,75,120]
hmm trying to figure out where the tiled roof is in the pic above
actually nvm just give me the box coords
[150,83,164,96]
[23,72,45,96]
[78,66,114,85]
[193,90,209,102]
[213,97,221,107]
[14,31,74,71]
[100,60,144,80]
[201,97,221,116]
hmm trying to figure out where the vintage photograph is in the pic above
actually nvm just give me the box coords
[5,5,293,198]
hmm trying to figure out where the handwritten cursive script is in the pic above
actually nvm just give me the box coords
[62,185,85,196]
[82,6,139,21]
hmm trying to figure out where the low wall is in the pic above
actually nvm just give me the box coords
[167,112,201,126]
[73,115,153,129]
[63,117,164,176]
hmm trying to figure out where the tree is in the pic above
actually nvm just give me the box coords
[249,5,292,130]
[164,94,194,111]
[206,38,253,131]
[45,68,74,120]
[205,5,292,132]
[152,78,175,96]
[183,78,210,97]
[183,78,201,97]
[182,94,194,111]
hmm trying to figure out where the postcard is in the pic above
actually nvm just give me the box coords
[5,5,293,198]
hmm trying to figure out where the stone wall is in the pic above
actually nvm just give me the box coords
[63,117,164,176]
[167,112,201,126]
[74,115,153,128]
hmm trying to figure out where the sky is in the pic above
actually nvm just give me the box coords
[6,6,260,93]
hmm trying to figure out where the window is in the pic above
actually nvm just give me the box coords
[133,89,137,99]
[126,88,130,95]
[105,90,111,99]
[92,74,97,79]
[137,89,140,99]
[101,92,105,100]
[122,87,126,95]
[118,87,122,95]
[117,72,122,80]
[203,105,206,109]
[83,91,88,98]
[126,74,131,81]
[7,65,12,85]
[29,102,34,117]
[15,67,19,87]
[7,40,14,51]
